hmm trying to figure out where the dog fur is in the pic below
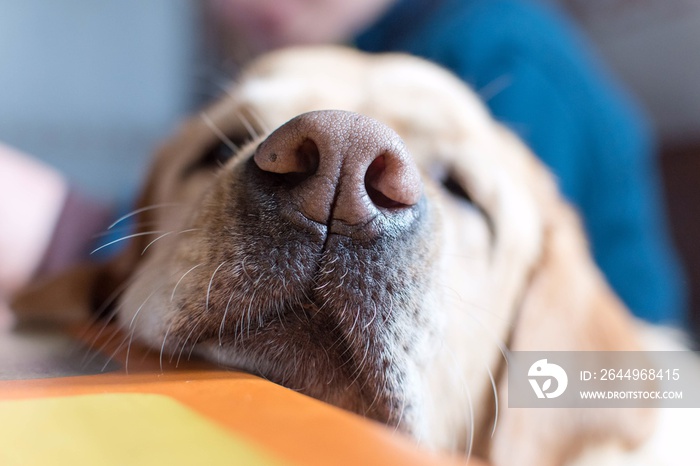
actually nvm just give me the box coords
[12,46,695,465]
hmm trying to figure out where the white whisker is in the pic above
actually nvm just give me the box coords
[124,289,157,373]
[93,221,159,239]
[245,106,272,134]
[78,268,147,353]
[101,333,131,372]
[438,279,512,366]
[187,327,208,360]
[178,228,202,235]
[236,110,259,140]
[159,318,176,371]
[108,203,181,230]
[91,230,163,255]
[206,261,229,313]
[201,112,240,153]
[219,287,238,347]
[442,344,475,463]
[171,264,203,302]
[478,74,513,103]
[141,228,202,256]
[142,231,174,255]
[175,321,201,366]
[485,363,499,438]
[244,287,259,340]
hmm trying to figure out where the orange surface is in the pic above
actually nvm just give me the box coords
[1,393,286,466]
[0,325,479,466]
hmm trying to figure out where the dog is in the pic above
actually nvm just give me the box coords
[12,46,696,466]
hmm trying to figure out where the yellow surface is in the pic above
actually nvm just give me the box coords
[0,393,285,466]
[0,325,473,466]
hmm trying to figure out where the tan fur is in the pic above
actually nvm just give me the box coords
[12,46,668,465]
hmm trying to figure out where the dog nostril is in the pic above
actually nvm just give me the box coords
[254,138,320,176]
[250,111,423,228]
[365,153,422,209]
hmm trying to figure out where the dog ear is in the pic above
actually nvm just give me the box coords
[488,185,656,465]
[10,225,152,328]
[9,110,222,327]
[10,259,124,326]
[10,169,162,326]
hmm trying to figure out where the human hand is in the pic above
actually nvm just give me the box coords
[0,143,67,300]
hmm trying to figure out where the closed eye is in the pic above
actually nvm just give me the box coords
[199,139,243,168]
[441,173,475,204]
[182,134,249,177]
[440,171,495,239]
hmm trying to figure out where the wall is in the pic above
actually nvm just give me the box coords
[0,1,200,201]
[556,0,700,144]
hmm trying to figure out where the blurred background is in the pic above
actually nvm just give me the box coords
[1,0,700,334]
[0,1,203,199]
[554,0,700,338]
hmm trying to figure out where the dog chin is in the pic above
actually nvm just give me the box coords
[195,333,431,436]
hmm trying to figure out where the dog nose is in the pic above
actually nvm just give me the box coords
[253,110,422,229]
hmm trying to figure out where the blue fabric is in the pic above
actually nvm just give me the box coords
[356,0,686,323]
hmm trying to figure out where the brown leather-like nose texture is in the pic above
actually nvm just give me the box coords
[253,110,422,230]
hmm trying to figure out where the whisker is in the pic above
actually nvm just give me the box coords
[363,375,383,416]
[79,273,154,366]
[464,361,476,463]
[124,289,158,373]
[82,265,179,362]
[80,306,125,367]
[244,288,259,340]
[363,300,378,330]
[218,84,271,137]
[244,106,272,135]
[392,390,408,437]
[206,261,229,313]
[82,321,124,369]
[178,228,202,235]
[187,327,209,361]
[219,286,238,347]
[442,344,475,463]
[438,280,512,366]
[210,75,239,97]
[93,221,160,239]
[101,332,132,372]
[159,317,177,371]
[437,280,510,442]
[348,340,371,387]
[175,320,202,366]
[90,230,164,255]
[485,362,499,438]
[463,307,511,369]
[347,299,362,336]
[141,231,174,255]
[140,228,202,256]
[108,203,182,230]
[201,112,240,153]
[171,264,203,302]
[478,74,513,103]
[236,110,259,140]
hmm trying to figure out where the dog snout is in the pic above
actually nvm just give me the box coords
[252,110,422,230]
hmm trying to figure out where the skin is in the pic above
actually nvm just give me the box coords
[204,0,398,59]
[0,144,67,330]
